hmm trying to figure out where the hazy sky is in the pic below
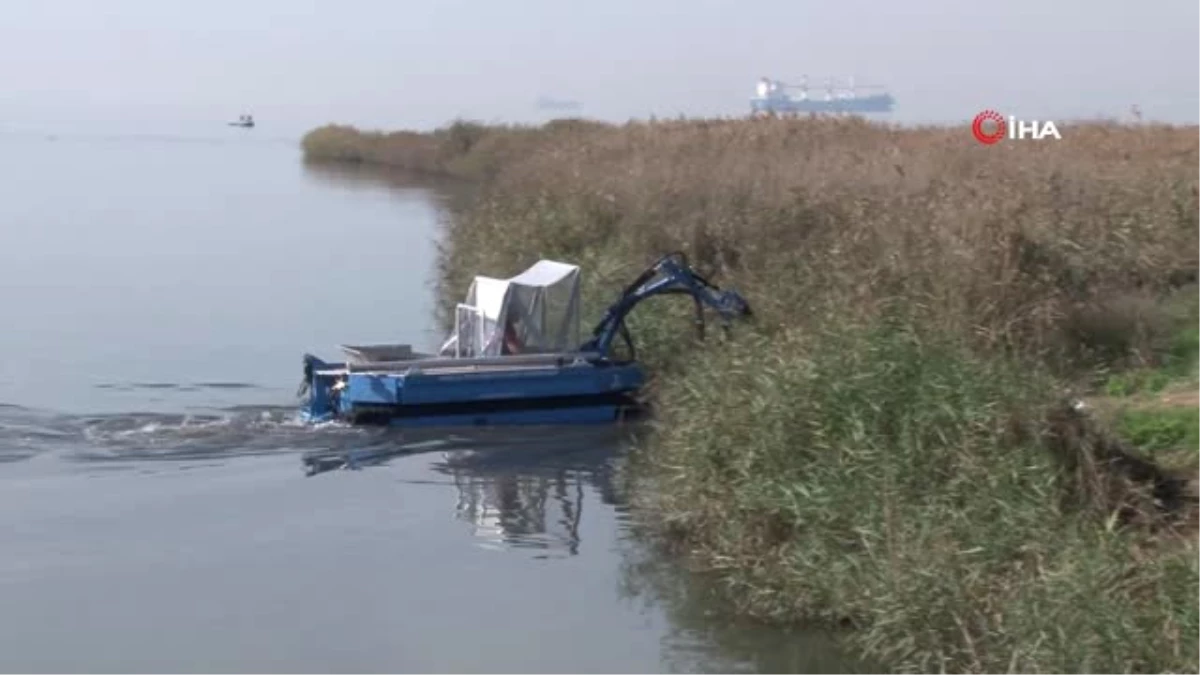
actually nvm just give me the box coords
[1,0,1196,135]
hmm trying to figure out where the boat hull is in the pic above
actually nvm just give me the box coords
[310,401,637,428]
[750,93,895,114]
[301,353,645,428]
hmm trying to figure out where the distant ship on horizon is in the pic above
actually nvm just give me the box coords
[535,96,582,112]
[750,76,895,115]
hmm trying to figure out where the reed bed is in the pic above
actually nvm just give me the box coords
[304,115,1199,672]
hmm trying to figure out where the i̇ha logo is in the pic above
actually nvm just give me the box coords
[972,109,1061,145]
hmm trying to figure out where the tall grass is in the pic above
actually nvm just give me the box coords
[302,118,608,181]
[303,115,1199,672]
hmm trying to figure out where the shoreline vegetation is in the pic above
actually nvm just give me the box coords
[302,117,1199,672]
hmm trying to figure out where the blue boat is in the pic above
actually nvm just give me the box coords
[298,252,751,429]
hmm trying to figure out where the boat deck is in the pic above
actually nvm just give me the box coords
[316,362,571,377]
[316,350,608,378]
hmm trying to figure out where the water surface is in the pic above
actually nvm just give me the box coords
[0,130,853,673]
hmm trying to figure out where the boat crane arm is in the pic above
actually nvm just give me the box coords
[579,252,752,359]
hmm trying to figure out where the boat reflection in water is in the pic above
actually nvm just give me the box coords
[301,424,628,558]
[430,426,626,558]
[445,460,585,555]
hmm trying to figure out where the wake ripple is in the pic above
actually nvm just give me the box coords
[0,402,394,465]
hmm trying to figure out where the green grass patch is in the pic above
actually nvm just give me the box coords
[1116,407,1200,456]
[1105,369,1176,397]
[1167,324,1200,377]
[634,317,1198,673]
[1102,286,1197,397]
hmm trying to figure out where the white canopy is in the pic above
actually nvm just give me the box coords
[439,259,582,358]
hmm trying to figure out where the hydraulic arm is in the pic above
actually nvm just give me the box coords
[579,252,752,359]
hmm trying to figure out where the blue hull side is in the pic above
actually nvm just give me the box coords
[300,404,630,427]
[385,404,629,427]
[302,355,645,428]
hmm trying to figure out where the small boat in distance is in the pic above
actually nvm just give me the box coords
[228,114,255,128]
